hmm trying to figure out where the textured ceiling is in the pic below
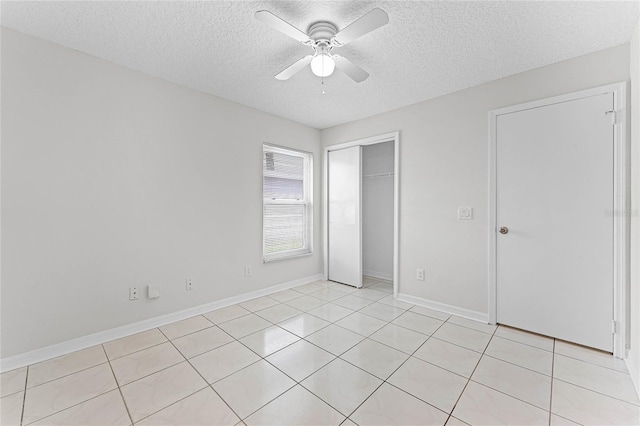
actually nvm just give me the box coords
[2,1,639,129]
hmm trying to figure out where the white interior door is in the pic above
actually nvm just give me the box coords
[328,146,362,287]
[496,92,614,352]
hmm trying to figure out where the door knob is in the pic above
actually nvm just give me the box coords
[499,226,509,235]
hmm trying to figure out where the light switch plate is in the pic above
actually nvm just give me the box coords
[458,207,473,220]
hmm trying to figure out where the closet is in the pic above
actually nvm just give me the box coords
[326,136,396,289]
[362,142,394,282]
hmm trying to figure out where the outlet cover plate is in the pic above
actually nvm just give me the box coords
[129,287,139,301]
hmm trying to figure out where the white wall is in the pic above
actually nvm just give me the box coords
[322,44,630,317]
[362,142,394,280]
[630,18,640,389]
[0,28,322,358]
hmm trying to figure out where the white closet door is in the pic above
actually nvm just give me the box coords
[328,146,362,288]
[496,92,614,352]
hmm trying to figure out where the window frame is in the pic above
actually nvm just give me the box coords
[262,143,313,262]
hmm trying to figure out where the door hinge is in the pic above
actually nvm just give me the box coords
[612,320,617,334]
[605,110,616,125]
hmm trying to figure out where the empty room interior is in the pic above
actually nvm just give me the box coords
[2,1,640,425]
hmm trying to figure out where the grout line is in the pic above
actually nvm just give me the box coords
[205,311,253,326]
[295,356,386,420]
[208,385,243,424]
[207,332,303,421]
[342,378,387,419]
[445,322,499,420]
[238,332,301,359]
[338,319,451,420]
[466,379,551,413]
[159,323,216,341]
[20,388,121,426]
[237,382,297,421]
[551,376,640,407]
[109,343,185,387]
[425,335,485,354]
[102,344,134,426]
[303,326,366,357]
[554,352,631,377]
[480,352,553,377]
[105,339,168,362]
[131,386,210,425]
[494,326,555,352]
[22,358,123,425]
[375,373,449,418]
[208,356,264,388]
[549,339,556,426]
[102,327,168,362]
[19,365,29,426]
[180,336,238,363]
[21,360,111,392]
[157,327,244,423]
[553,350,631,374]
[409,345,481,381]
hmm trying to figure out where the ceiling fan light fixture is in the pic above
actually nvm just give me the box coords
[256,8,389,82]
[310,53,335,77]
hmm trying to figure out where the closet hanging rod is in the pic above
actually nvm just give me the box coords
[363,172,394,179]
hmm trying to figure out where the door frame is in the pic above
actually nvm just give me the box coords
[488,82,628,358]
[323,131,400,297]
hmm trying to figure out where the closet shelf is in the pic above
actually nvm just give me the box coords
[363,172,394,179]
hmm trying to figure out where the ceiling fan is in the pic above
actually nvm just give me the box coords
[255,8,389,83]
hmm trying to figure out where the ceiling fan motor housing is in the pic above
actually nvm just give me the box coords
[308,22,338,44]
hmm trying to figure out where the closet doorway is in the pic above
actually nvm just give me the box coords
[323,132,399,296]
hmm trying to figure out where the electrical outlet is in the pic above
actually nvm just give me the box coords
[416,268,425,281]
[186,278,193,291]
[245,265,252,277]
[129,287,139,301]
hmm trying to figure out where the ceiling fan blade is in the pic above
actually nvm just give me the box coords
[332,8,389,46]
[255,10,311,44]
[275,55,313,80]
[333,55,369,82]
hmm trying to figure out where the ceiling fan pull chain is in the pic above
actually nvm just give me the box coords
[321,52,325,94]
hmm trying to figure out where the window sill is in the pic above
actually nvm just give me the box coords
[263,250,313,263]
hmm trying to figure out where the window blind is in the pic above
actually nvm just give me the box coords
[263,145,312,261]
[263,151,304,200]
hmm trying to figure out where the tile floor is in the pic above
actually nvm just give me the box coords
[2,277,639,425]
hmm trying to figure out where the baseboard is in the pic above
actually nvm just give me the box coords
[0,273,323,372]
[363,270,393,281]
[626,350,640,400]
[397,293,489,323]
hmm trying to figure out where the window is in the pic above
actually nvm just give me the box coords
[263,144,313,262]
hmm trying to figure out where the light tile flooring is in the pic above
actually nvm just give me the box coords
[2,277,639,425]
